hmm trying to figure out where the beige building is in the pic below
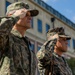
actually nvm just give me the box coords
[0,0,75,57]
[0,0,75,74]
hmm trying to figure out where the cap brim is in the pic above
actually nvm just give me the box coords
[59,35,71,40]
[28,9,39,17]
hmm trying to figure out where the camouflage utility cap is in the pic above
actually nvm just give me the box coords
[6,2,39,17]
[47,27,71,40]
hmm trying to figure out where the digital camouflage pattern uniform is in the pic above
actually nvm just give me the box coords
[37,27,73,75]
[0,16,36,75]
[0,2,39,75]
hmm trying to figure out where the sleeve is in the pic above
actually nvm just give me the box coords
[36,45,51,70]
[0,16,19,50]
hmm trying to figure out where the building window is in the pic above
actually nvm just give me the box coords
[67,40,70,47]
[37,44,42,51]
[41,1,46,8]
[38,46,41,51]
[72,39,75,50]
[37,0,41,5]
[6,1,11,12]
[37,19,42,33]
[31,18,33,28]
[30,42,34,51]
[37,69,40,75]
[46,24,50,32]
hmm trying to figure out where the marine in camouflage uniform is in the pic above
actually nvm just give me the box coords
[0,2,39,75]
[37,27,73,75]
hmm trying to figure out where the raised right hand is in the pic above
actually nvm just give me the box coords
[13,8,28,18]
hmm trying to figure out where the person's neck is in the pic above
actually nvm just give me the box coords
[13,25,27,37]
[54,49,63,56]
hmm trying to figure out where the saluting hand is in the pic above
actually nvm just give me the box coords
[13,8,28,18]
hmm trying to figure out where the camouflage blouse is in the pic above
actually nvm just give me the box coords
[37,45,73,75]
[0,17,36,75]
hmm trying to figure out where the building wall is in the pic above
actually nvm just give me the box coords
[0,0,75,56]
[26,0,75,56]
[0,0,75,74]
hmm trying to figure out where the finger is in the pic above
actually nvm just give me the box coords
[48,34,59,41]
[12,9,27,18]
[19,8,28,13]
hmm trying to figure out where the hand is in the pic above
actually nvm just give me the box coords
[13,8,28,18]
[48,34,59,41]
[44,34,59,46]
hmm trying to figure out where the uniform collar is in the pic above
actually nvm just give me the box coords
[53,52,63,58]
[11,29,25,38]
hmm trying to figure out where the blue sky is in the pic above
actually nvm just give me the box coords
[43,0,75,23]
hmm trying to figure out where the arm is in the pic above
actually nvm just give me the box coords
[0,9,27,51]
[37,39,57,75]
[36,44,52,75]
[0,8,27,34]
[0,16,19,50]
[37,34,58,69]
[0,16,19,34]
[37,45,51,69]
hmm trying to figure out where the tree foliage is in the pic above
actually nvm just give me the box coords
[67,58,75,75]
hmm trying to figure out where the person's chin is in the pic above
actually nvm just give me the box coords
[28,24,31,27]
[27,25,31,29]
[64,49,67,52]
[61,49,67,52]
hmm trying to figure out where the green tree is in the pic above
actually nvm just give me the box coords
[67,58,75,75]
